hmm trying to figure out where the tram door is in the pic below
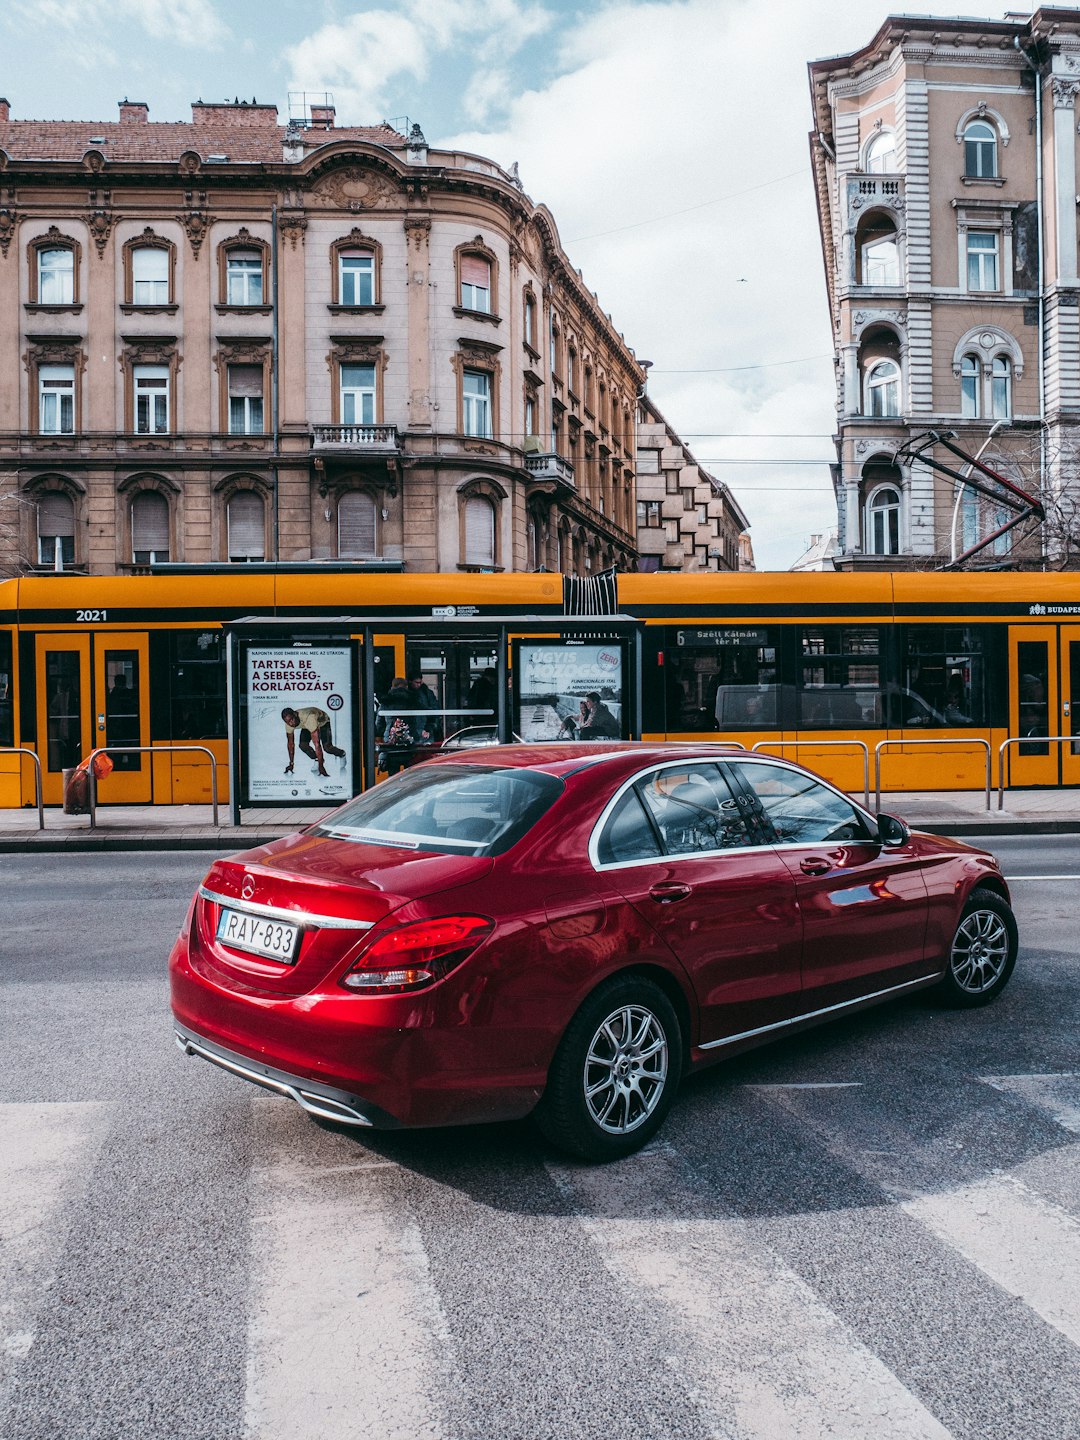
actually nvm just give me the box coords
[34,634,152,805]
[1007,625,1080,786]
[403,639,500,742]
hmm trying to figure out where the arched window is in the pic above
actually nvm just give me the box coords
[38,246,75,304]
[864,131,896,174]
[227,491,265,562]
[338,491,378,559]
[464,496,496,567]
[964,120,997,178]
[527,515,538,570]
[865,359,900,417]
[523,291,537,349]
[867,485,901,556]
[991,355,1012,419]
[961,354,981,418]
[37,492,75,570]
[131,491,169,565]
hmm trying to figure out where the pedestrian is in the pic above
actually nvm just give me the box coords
[375,676,428,776]
[408,672,442,742]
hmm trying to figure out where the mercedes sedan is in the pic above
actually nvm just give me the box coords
[170,744,1018,1160]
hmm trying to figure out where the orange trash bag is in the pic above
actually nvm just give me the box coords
[74,752,115,781]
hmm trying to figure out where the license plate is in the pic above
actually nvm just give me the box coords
[216,908,300,963]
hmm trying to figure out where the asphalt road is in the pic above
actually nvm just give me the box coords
[2,837,1079,1440]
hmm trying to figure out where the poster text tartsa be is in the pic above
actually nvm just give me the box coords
[245,647,353,803]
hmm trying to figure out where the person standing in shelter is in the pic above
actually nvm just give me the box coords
[375,676,429,776]
[409,672,442,742]
[281,705,346,779]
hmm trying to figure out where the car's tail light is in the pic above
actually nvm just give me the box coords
[341,915,494,994]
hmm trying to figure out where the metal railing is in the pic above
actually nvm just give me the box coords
[0,747,44,830]
[998,736,1080,810]
[875,738,992,813]
[86,745,220,828]
[752,739,870,810]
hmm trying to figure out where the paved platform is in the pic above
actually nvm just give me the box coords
[0,789,1077,852]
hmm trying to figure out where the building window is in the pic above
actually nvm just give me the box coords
[567,346,577,394]
[460,253,491,313]
[462,370,492,437]
[227,365,264,434]
[464,495,496,566]
[339,250,375,307]
[865,359,900,417]
[132,246,169,305]
[134,365,169,433]
[863,237,899,286]
[131,491,169,564]
[38,247,75,305]
[991,355,1012,419]
[338,491,377,558]
[37,492,75,570]
[524,394,537,442]
[340,363,376,425]
[961,354,981,418]
[864,130,896,173]
[550,321,560,377]
[226,249,263,306]
[227,491,265,562]
[967,231,999,291]
[39,364,75,434]
[524,290,537,348]
[964,120,997,178]
[866,486,901,556]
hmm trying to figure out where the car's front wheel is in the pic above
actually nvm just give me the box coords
[934,887,1018,1007]
[535,976,683,1162]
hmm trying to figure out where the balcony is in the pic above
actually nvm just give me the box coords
[310,423,400,455]
[525,452,575,486]
[846,173,904,225]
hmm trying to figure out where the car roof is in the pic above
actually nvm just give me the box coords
[425,741,782,780]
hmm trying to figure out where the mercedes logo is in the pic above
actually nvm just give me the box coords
[241,876,256,901]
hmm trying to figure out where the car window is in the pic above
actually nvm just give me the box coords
[317,764,562,855]
[595,788,662,865]
[732,761,873,846]
[637,763,759,856]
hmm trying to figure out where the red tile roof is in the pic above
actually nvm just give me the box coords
[0,117,405,164]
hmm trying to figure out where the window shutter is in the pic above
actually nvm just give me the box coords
[38,492,74,537]
[227,491,264,559]
[464,497,495,566]
[338,492,376,558]
[461,253,490,286]
[132,492,169,555]
[228,364,263,397]
[132,247,168,282]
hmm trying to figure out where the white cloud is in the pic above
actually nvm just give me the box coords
[283,0,552,121]
[15,0,227,47]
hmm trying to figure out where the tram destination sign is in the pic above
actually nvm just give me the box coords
[675,627,770,646]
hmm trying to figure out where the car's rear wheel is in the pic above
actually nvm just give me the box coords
[934,887,1017,1007]
[535,976,683,1162]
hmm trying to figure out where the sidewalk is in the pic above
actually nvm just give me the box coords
[0,790,1077,853]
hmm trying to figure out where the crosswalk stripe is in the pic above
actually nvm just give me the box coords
[548,1148,953,1440]
[981,1073,1080,1134]
[0,1102,109,1401]
[903,1174,1080,1348]
[244,1099,451,1440]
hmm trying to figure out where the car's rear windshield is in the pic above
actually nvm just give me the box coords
[314,764,562,856]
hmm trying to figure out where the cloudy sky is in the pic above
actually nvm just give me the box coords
[1,0,1019,568]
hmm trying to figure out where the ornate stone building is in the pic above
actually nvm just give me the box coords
[634,395,748,571]
[810,11,1080,569]
[0,98,644,575]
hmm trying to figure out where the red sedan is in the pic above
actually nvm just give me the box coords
[170,744,1018,1160]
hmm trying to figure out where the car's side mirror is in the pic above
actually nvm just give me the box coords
[877,812,910,848]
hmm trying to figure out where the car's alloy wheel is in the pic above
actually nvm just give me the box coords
[935,887,1017,1008]
[535,976,683,1162]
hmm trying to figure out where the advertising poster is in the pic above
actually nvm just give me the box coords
[516,642,625,741]
[245,646,353,803]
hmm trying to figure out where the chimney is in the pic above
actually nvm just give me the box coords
[191,100,279,128]
[119,99,149,122]
[0,99,10,123]
[310,103,335,129]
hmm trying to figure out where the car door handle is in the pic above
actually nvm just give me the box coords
[649,882,692,903]
[800,857,833,876]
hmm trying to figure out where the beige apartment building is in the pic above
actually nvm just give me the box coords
[0,98,644,576]
[634,394,748,570]
[810,10,1080,569]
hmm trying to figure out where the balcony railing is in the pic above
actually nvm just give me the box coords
[847,173,904,222]
[525,452,575,485]
[310,424,400,453]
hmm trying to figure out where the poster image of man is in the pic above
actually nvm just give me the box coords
[516,644,625,742]
[281,706,346,779]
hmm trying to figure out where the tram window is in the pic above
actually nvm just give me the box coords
[798,627,882,727]
[0,632,12,747]
[895,626,988,728]
[169,631,226,739]
[663,629,780,732]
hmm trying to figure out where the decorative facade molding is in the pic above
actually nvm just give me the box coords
[309,166,399,212]
[954,101,1011,145]
[87,193,114,257]
[951,324,1025,377]
[279,213,307,250]
[1053,78,1080,110]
